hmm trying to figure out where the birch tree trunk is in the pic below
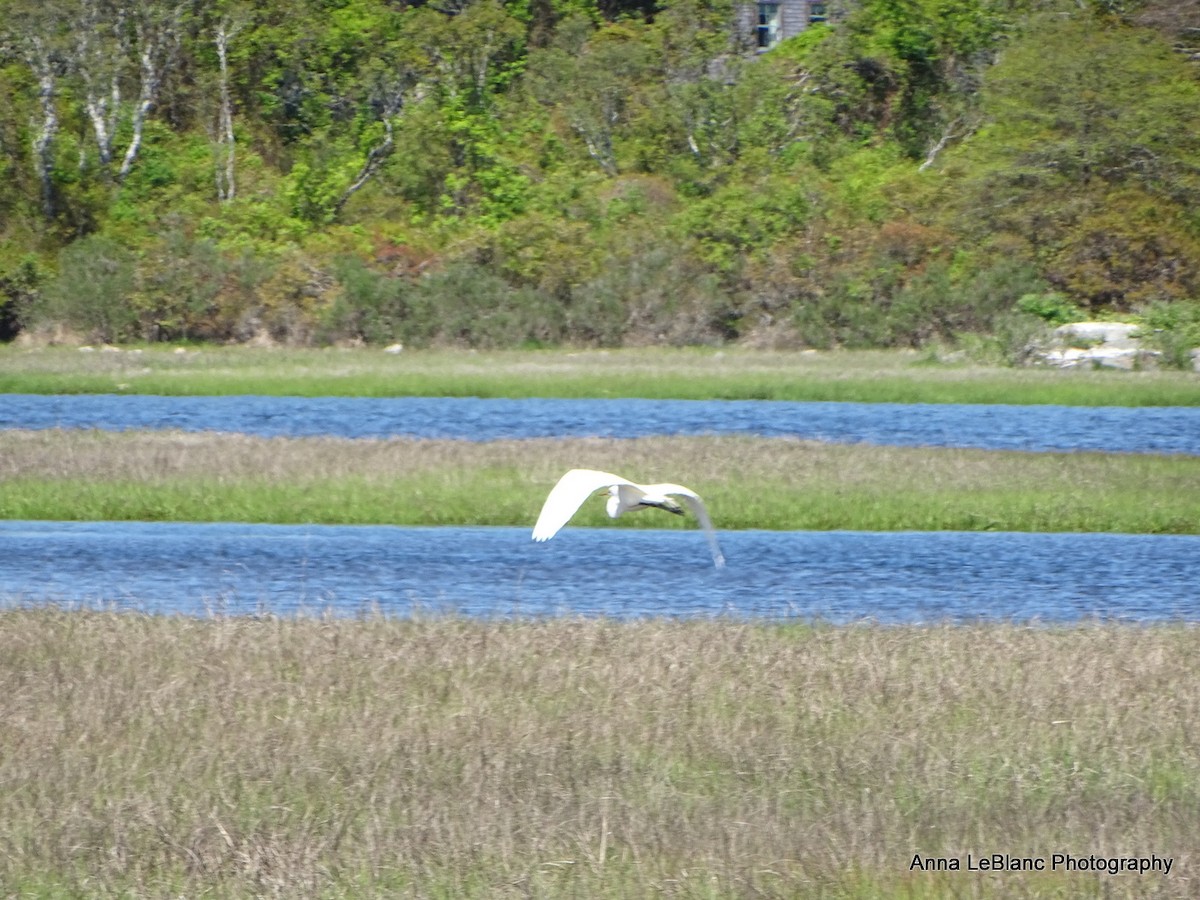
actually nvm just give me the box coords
[25,36,60,217]
[76,0,125,169]
[334,114,397,216]
[118,13,179,183]
[213,17,239,202]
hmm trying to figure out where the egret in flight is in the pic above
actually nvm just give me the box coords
[532,468,725,568]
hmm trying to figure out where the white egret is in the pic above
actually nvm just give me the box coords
[531,468,725,568]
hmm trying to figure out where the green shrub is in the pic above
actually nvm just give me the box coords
[252,252,337,345]
[409,260,565,349]
[569,238,731,346]
[322,256,411,344]
[677,176,812,272]
[137,231,230,342]
[33,236,139,343]
[788,258,1050,351]
[1017,291,1086,326]
[960,310,1053,366]
[1138,300,1200,370]
[1,254,42,341]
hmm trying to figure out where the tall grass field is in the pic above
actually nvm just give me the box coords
[2,345,1198,405]
[0,612,1194,898]
[2,430,1198,533]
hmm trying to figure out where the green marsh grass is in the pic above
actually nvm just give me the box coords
[3,345,1198,405]
[3,430,1198,532]
[0,611,1195,898]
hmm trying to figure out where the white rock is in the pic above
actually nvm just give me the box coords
[1041,345,1158,370]
[1053,321,1141,348]
[1036,321,1159,369]
[384,343,404,354]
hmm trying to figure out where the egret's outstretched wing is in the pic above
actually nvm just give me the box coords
[647,483,726,568]
[531,469,629,541]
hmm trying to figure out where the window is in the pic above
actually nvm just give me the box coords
[757,2,780,49]
[808,1,827,23]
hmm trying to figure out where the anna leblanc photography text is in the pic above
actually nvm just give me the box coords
[909,853,1174,875]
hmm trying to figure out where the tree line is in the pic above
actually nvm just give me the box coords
[1,0,1198,362]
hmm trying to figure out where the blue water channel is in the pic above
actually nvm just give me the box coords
[2,521,1197,624]
[3,393,1197,622]
[3,393,1200,453]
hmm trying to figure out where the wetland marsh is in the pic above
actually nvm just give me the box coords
[2,430,1198,533]
[2,346,1197,898]
[1,346,1197,532]
[0,612,1195,898]
[3,344,1199,405]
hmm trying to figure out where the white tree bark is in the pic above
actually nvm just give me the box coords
[76,0,125,168]
[25,36,59,216]
[335,89,407,216]
[118,12,180,182]
[918,125,957,173]
[213,18,239,202]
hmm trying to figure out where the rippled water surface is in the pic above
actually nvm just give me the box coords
[3,393,1200,453]
[3,521,1196,623]
[5,394,1197,622]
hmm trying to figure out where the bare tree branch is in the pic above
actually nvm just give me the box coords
[918,124,958,173]
[334,86,408,215]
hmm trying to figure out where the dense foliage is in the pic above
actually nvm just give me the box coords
[1,0,1198,359]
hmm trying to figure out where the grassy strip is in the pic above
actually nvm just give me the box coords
[2,430,1198,533]
[0,611,1195,898]
[3,345,1198,405]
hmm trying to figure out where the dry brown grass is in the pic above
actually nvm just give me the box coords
[0,426,1178,488]
[4,344,1198,406]
[0,611,1196,897]
[3,428,1197,533]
